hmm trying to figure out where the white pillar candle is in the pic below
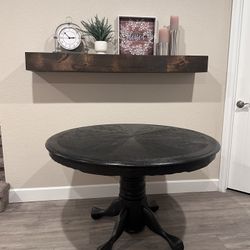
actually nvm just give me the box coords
[170,16,179,30]
[159,26,170,43]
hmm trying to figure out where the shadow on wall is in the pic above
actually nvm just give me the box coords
[32,73,195,103]
[0,64,222,103]
[30,71,223,104]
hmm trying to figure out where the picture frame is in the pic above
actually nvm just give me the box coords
[117,16,157,55]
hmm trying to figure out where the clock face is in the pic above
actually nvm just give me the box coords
[58,27,81,50]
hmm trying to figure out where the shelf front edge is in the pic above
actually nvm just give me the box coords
[25,52,208,73]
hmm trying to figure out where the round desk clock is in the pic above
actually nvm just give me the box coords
[54,18,86,52]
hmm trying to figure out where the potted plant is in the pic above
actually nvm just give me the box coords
[81,15,113,54]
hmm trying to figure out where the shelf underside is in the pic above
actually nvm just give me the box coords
[25,52,208,73]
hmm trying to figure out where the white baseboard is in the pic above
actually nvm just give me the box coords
[9,179,219,203]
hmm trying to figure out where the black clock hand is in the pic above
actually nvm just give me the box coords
[64,32,76,39]
[64,32,71,39]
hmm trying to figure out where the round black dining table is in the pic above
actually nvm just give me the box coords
[45,124,220,250]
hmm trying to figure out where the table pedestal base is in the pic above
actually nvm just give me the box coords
[91,176,184,250]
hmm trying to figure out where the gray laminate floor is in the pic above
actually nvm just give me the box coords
[0,191,249,250]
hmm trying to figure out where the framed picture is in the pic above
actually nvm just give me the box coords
[118,16,157,55]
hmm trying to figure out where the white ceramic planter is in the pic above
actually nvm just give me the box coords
[95,41,108,54]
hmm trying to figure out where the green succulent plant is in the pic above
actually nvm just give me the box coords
[81,15,113,42]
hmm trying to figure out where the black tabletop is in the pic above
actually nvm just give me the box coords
[46,124,220,176]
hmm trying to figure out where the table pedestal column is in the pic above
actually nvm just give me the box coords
[119,176,147,233]
[92,176,184,250]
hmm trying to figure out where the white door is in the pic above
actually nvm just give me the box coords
[227,0,250,193]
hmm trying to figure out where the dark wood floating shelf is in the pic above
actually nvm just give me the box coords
[25,52,208,73]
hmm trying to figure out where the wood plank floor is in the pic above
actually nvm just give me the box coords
[0,190,249,250]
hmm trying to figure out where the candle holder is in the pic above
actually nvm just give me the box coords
[169,29,179,55]
[156,42,169,56]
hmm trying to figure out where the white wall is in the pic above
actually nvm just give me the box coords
[0,0,232,191]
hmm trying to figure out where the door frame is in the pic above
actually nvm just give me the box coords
[219,0,244,192]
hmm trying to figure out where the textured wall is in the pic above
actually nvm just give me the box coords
[0,0,232,188]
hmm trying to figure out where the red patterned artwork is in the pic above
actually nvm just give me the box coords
[119,16,156,55]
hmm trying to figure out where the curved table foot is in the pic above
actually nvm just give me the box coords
[91,198,159,220]
[143,207,184,250]
[97,209,127,250]
[148,200,159,212]
[91,198,122,220]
